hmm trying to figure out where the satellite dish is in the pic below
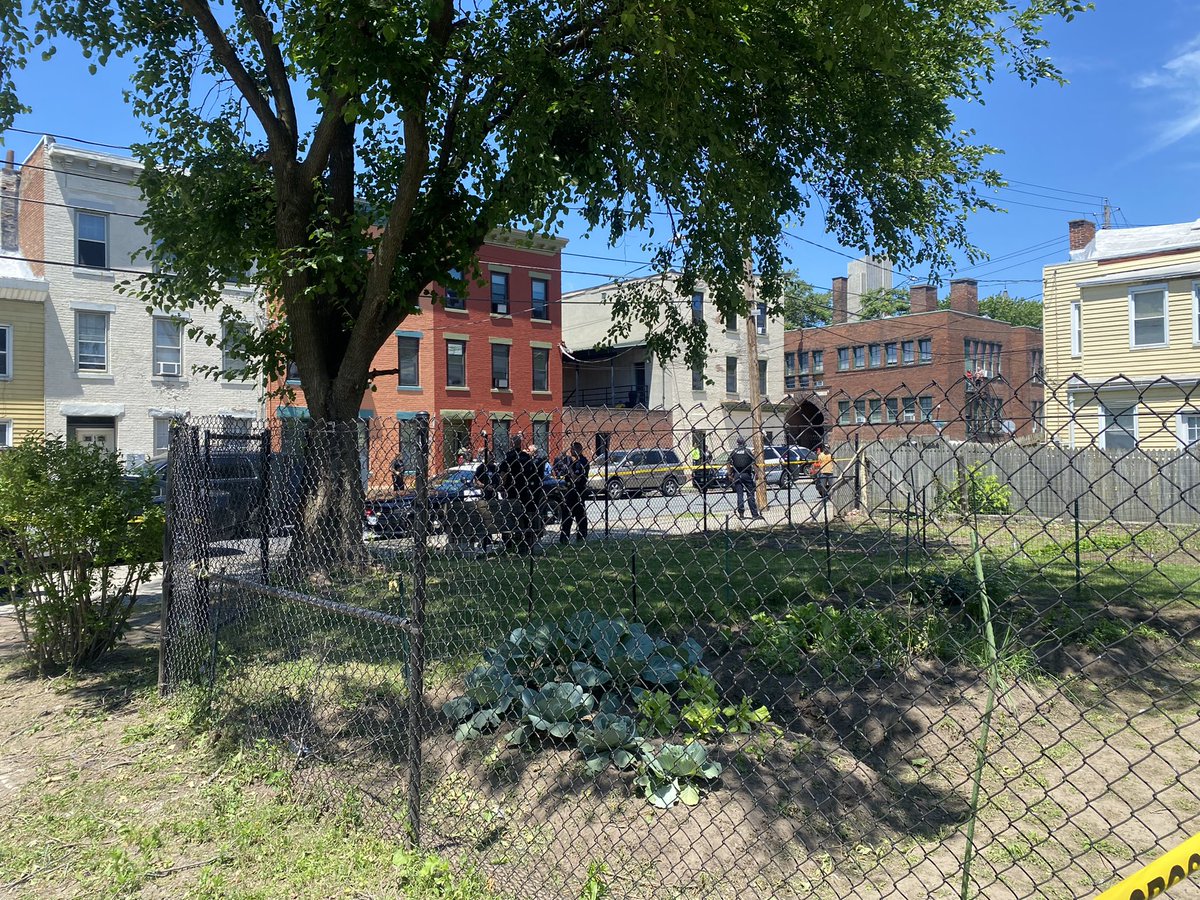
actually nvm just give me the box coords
[1003,420,1016,435]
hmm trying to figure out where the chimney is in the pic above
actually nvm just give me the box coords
[949,278,979,315]
[831,276,848,325]
[0,150,17,253]
[1068,218,1096,252]
[909,283,938,314]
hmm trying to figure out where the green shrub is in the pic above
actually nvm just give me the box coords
[0,436,163,671]
[937,464,1012,516]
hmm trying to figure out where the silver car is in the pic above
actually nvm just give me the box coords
[587,448,687,498]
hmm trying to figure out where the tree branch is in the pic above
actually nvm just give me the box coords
[179,0,289,149]
[301,95,353,182]
[237,0,298,145]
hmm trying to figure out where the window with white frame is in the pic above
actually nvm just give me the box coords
[446,339,466,387]
[222,321,250,374]
[490,271,509,315]
[1130,286,1168,348]
[444,268,465,310]
[691,292,704,324]
[755,302,767,335]
[1070,301,1082,356]
[76,312,109,371]
[153,318,183,377]
[1194,282,1200,345]
[725,356,738,393]
[76,212,108,268]
[491,342,510,389]
[1100,402,1137,451]
[153,417,176,456]
[0,324,10,378]
[0,420,11,448]
[1180,412,1200,447]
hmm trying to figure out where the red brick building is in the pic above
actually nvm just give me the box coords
[783,278,1043,444]
[270,230,567,486]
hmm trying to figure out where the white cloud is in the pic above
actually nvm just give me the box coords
[1134,35,1200,152]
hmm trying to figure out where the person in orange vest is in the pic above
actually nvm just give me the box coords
[812,444,835,502]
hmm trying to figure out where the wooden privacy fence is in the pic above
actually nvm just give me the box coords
[858,439,1200,525]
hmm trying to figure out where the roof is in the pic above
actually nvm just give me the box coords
[1076,261,1200,288]
[1071,220,1200,262]
[0,252,36,281]
[0,252,49,301]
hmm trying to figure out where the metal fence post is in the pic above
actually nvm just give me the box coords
[407,412,430,848]
[823,485,832,588]
[723,515,732,610]
[604,453,610,539]
[258,428,271,581]
[158,422,177,697]
[630,546,638,619]
[1074,497,1082,602]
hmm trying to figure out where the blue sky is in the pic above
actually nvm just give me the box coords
[5,1,1199,302]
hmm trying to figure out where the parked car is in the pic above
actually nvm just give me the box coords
[132,451,299,540]
[364,462,565,539]
[586,448,687,498]
[692,445,816,493]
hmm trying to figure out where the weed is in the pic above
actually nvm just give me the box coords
[579,860,611,899]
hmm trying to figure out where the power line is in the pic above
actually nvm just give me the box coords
[3,126,133,151]
[1002,178,1105,201]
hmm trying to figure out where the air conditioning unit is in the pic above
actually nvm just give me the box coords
[904,411,916,422]
[156,361,181,376]
[494,378,509,390]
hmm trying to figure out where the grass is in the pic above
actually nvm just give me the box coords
[0,661,494,900]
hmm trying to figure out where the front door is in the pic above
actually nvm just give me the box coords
[74,427,116,451]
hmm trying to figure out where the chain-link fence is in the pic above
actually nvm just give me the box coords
[160,376,1200,899]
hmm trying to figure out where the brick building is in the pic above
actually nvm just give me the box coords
[271,230,567,485]
[783,278,1043,445]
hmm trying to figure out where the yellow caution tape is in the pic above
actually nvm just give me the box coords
[1093,832,1200,900]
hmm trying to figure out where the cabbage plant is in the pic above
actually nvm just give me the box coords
[506,682,595,744]
[635,742,724,808]
[576,714,641,774]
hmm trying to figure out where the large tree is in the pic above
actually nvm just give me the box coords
[2,0,1081,555]
[782,275,832,330]
[978,293,1044,327]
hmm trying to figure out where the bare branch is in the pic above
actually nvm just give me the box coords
[179,0,289,149]
[237,0,298,145]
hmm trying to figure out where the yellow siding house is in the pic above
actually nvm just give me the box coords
[0,254,49,447]
[1043,218,1200,451]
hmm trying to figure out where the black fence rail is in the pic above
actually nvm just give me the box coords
[160,378,1200,900]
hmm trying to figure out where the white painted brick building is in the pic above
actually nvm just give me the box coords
[16,137,264,463]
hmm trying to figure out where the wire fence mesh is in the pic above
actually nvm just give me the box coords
[160,376,1200,900]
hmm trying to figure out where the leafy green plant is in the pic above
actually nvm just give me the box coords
[634,743,723,808]
[442,664,520,742]
[937,464,1012,516]
[576,714,641,775]
[579,860,611,900]
[635,689,679,737]
[506,682,595,745]
[0,436,163,671]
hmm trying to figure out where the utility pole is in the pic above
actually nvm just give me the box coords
[1102,198,1112,229]
[744,255,769,512]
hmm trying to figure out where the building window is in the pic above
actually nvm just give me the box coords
[153,318,183,377]
[532,346,549,392]
[0,324,10,378]
[1130,286,1168,348]
[868,344,881,368]
[285,361,301,384]
[756,302,767,335]
[490,271,509,315]
[222,322,249,375]
[446,339,466,387]
[532,420,550,457]
[902,340,915,364]
[758,359,767,395]
[868,398,882,423]
[692,362,704,391]
[853,346,865,369]
[1070,301,1082,357]
[919,396,934,421]
[725,356,738,393]
[0,419,11,448]
[1193,283,1200,345]
[725,309,737,332]
[1100,403,1137,451]
[854,399,867,424]
[397,335,420,387]
[1030,348,1044,379]
[1180,411,1200,447]
[491,343,510,390]
[837,348,849,371]
[692,292,704,324]
[807,351,819,373]
[785,351,797,376]
[885,398,898,422]
[902,396,917,422]
[531,277,550,320]
[492,418,511,456]
[444,268,465,310]
[76,212,108,268]
[76,312,109,371]
[885,343,897,366]
[837,401,851,425]
[918,338,932,363]
[153,417,176,456]
[1032,400,1045,434]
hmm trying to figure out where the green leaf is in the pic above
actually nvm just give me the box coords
[679,783,701,806]
[647,781,679,809]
